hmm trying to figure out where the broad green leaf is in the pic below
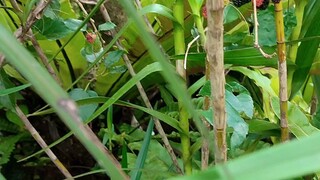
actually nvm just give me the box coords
[43,0,60,19]
[171,132,320,180]
[224,5,241,24]
[33,16,73,40]
[226,91,249,150]
[271,97,319,137]
[104,50,124,68]
[69,88,98,121]
[257,7,276,46]
[248,119,280,133]
[98,22,116,31]
[231,67,276,96]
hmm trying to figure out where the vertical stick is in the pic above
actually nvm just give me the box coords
[206,0,227,163]
[274,0,289,141]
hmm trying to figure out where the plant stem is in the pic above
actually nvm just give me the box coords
[206,0,227,163]
[274,1,289,142]
[173,0,191,174]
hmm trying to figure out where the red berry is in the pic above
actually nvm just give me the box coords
[202,6,207,18]
[86,33,96,44]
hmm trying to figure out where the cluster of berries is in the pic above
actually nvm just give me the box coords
[233,0,281,10]
[202,0,281,18]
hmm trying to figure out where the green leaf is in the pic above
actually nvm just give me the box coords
[0,117,20,133]
[6,105,28,128]
[290,1,320,99]
[43,0,60,19]
[33,16,72,40]
[98,22,116,31]
[0,84,31,97]
[171,131,320,180]
[188,0,204,17]
[257,7,277,46]
[108,65,127,74]
[139,4,177,22]
[0,134,24,165]
[69,88,98,121]
[130,120,154,180]
[248,119,279,133]
[64,19,87,31]
[271,97,320,137]
[0,69,16,110]
[226,91,249,150]
[104,50,124,68]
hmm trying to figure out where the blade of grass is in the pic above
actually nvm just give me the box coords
[18,62,170,162]
[130,120,154,180]
[0,25,128,180]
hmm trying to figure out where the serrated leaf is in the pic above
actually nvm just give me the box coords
[98,22,116,31]
[69,88,98,121]
[0,134,24,165]
[104,50,124,68]
[0,117,20,133]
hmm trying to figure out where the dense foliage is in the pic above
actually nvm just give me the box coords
[1,0,320,179]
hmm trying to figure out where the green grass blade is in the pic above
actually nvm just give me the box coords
[290,0,320,99]
[0,83,31,96]
[18,62,168,162]
[118,0,195,116]
[0,25,127,179]
[130,120,154,180]
[172,132,320,180]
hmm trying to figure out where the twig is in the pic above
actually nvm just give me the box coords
[99,2,183,174]
[15,105,73,179]
[0,0,52,67]
[27,30,62,85]
[252,0,276,58]
[17,0,52,41]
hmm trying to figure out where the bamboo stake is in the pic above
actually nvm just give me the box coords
[274,0,289,142]
[206,0,227,163]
